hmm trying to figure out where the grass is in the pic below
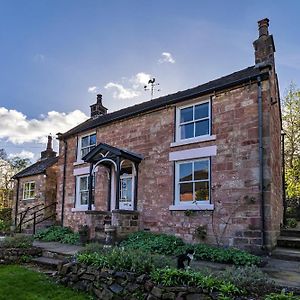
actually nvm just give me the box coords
[0,265,91,300]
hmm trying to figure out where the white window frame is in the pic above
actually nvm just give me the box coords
[77,132,96,162]
[74,174,95,210]
[175,99,211,143]
[23,181,35,200]
[174,158,210,207]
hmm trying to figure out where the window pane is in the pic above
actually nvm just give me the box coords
[80,177,88,190]
[195,119,209,136]
[80,191,89,205]
[90,134,96,146]
[195,103,209,120]
[81,136,89,147]
[180,183,193,202]
[81,148,89,157]
[194,161,209,180]
[29,190,35,198]
[30,182,35,190]
[180,106,193,123]
[195,181,209,201]
[181,123,194,139]
[179,163,192,182]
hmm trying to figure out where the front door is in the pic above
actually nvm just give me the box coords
[119,174,133,210]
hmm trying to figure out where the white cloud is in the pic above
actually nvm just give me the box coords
[0,107,89,144]
[134,72,151,86]
[158,52,175,64]
[88,86,99,93]
[104,82,140,99]
[8,150,35,160]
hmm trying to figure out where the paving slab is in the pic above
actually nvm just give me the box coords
[33,241,83,256]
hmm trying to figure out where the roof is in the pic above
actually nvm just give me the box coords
[83,142,143,164]
[59,65,269,139]
[13,156,58,179]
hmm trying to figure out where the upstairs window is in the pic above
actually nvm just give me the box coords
[23,182,35,200]
[176,100,210,141]
[79,133,96,159]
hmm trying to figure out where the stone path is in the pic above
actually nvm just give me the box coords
[33,240,83,256]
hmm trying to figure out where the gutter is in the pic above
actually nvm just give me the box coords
[14,178,20,226]
[257,76,266,249]
[61,140,68,226]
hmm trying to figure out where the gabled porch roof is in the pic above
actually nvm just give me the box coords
[82,142,143,164]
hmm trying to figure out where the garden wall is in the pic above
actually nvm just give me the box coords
[58,262,227,300]
[0,247,42,264]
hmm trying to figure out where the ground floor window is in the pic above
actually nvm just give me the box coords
[175,158,210,206]
[75,175,94,209]
[23,182,35,200]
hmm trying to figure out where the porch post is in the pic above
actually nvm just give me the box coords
[134,163,139,211]
[107,167,112,211]
[88,163,93,211]
[115,156,120,209]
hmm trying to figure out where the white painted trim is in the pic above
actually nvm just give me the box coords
[169,204,214,211]
[76,131,96,162]
[73,166,90,176]
[169,146,217,161]
[71,206,95,212]
[73,161,85,166]
[170,135,216,147]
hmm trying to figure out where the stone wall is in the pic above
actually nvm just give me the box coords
[57,262,230,300]
[0,247,42,264]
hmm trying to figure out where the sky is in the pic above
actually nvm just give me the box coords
[0,0,300,161]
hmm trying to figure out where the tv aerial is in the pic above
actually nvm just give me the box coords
[144,78,160,99]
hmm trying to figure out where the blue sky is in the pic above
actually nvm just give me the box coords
[0,0,300,160]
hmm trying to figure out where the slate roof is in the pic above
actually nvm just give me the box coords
[59,65,269,139]
[13,156,58,179]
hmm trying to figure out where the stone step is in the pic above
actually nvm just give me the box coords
[31,256,63,270]
[280,229,300,238]
[42,249,72,261]
[277,236,300,249]
[271,247,300,262]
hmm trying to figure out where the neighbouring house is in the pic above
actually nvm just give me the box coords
[12,136,58,231]
[56,18,282,252]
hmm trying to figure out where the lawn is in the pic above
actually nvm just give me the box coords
[0,265,91,300]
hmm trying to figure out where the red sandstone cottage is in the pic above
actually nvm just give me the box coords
[13,136,58,232]
[56,19,283,252]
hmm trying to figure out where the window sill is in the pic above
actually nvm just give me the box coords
[170,135,216,148]
[73,161,85,166]
[71,206,95,212]
[169,204,214,211]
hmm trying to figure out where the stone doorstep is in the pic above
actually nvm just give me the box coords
[280,229,300,238]
[277,236,300,249]
[271,247,300,262]
[31,256,63,270]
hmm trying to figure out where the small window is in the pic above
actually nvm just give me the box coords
[177,101,210,141]
[76,175,95,208]
[79,133,96,159]
[175,159,210,205]
[23,182,35,200]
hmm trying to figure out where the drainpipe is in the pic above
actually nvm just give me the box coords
[257,76,266,249]
[61,140,68,226]
[14,178,20,226]
[281,132,287,226]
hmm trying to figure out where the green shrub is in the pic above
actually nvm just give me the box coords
[0,208,12,233]
[120,231,185,255]
[219,265,274,295]
[35,226,79,245]
[265,290,300,300]
[286,218,298,228]
[0,235,33,248]
[79,242,106,254]
[121,231,261,266]
[150,268,241,296]
[77,247,174,275]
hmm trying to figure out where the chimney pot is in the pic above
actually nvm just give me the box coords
[90,94,107,118]
[258,18,269,38]
[97,94,102,103]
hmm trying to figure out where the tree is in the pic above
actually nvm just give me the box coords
[0,149,31,207]
[282,83,300,198]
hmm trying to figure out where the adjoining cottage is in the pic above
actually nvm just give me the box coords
[12,136,58,232]
[56,18,282,252]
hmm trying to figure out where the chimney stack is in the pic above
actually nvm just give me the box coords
[41,135,57,160]
[253,18,275,65]
[90,94,108,119]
